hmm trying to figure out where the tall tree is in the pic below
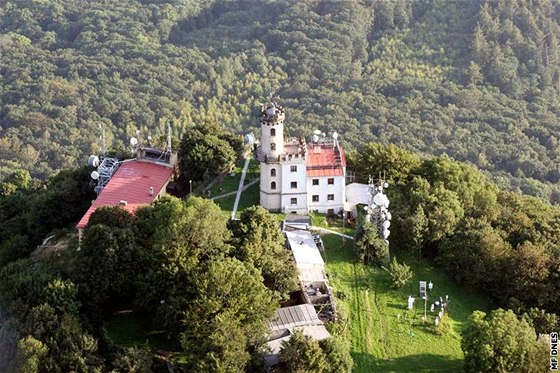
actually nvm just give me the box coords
[229,206,298,299]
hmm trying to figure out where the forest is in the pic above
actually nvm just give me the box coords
[3,0,560,202]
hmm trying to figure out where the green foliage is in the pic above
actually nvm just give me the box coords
[522,308,559,335]
[2,0,560,203]
[180,258,278,372]
[388,257,412,289]
[228,206,298,299]
[279,330,327,373]
[179,121,242,183]
[355,222,390,266]
[319,336,353,373]
[462,309,546,373]
[110,347,153,373]
[13,336,49,373]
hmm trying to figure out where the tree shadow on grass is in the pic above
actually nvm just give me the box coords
[352,353,463,373]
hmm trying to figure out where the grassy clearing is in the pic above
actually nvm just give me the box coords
[208,159,260,197]
[214,181,260,218]
[322,235,492,373]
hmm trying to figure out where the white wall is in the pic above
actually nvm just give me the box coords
[306,174,345,214]
[280,158,307,214]
[260,162,282,211]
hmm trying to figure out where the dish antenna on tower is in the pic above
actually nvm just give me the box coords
[130,137,138,147]
[88,155,100,167]
[90,171,100,180]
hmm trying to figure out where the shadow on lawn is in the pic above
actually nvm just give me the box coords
[352,352,463,373]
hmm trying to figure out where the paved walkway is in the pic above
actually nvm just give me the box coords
[211,178,258,201]
[231,157,251,219]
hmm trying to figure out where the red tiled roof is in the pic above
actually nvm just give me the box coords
[76,161,173,229]
[306,144,346,177]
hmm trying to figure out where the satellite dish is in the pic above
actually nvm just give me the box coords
[386,212,392,220]
[312,134,319,143]
[363,206,369,211]
[383,220,391,229]
[313,129,322,135]
[332,132,339,140]
[322,132,326,137]
[90,171,100,180]
[383,182,389,188]
[88,155,99,167]
[130,137,138,147]
[373,193,388,207]
[383,229,391,239]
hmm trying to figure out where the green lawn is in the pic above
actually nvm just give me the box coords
[214,181,260,218]
[208,158,260,197]
[322,235,492,373]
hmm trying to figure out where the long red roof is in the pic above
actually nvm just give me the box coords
[76,161,173,229]
[306,144,346,177]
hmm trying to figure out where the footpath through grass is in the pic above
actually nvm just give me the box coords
[322,235,492,373]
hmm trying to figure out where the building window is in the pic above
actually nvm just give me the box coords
[271,143,276,151]
[291,198,297,205]
[271,168,276,177]
[291,181,297,189]
[290,165,297,172]
[328,178,334,185]
[312,179,319,186]
[327,194,334,201]
[271,128,276,137]
[271,181,276,190]
[312,195,319,202]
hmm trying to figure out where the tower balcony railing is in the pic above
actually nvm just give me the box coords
[255,146,306,164]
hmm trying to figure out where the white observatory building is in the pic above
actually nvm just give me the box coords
[256,102,346,215]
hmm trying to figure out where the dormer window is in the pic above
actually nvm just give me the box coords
[271,128,276,137]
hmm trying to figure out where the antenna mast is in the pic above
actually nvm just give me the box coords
[99,124,106,158]
[166,123,172,152]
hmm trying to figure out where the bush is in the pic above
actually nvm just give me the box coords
[388,257,413,289]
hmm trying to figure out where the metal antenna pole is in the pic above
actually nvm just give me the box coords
[99,124,106,157]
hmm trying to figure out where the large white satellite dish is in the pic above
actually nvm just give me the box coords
[383,220,391,229]
[383,229,391,239]
[312,134,319,143]
[130,137,138,147]
[313,129,322,135]
[332,132,339,140]
[373,193,388,207]
[383,182,389,188]
[91,171,100,180]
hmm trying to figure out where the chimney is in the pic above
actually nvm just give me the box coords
[148,187,154,196]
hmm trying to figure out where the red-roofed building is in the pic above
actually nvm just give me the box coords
[256,102,346,214]
[77,151,175,239]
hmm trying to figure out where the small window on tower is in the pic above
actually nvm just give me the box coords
[291,181,297,189]
[328,178,334,185]
[271,168,276,177]
[290,198,297,205]
[271,128,276,137]
[312,195,319,202]
[312,179,319,186]
[271,143,276,151]
[271,181,276,190]
[290,165,297,172]
[327,194,334,201]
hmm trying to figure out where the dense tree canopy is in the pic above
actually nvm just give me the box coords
[3,0,560,202]
[462,309,549,373]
